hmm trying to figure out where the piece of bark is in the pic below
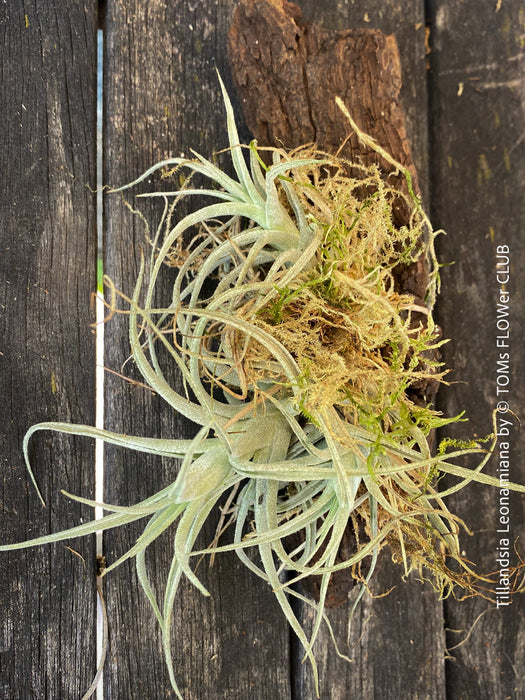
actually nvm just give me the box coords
[228,0,439,607]
[228,0,416,192]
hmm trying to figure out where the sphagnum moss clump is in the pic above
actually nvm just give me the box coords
[2,77,524,698]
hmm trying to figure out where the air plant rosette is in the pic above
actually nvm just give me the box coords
[2,78,524,698]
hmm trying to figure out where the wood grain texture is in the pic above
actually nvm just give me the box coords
[297,0,430,209]
[228,0,418,195]
[0,1,98,698]
[428,1,525,698]
[102,1,290,697]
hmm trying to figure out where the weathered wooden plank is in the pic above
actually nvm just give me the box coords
[0,1,98,698]
[428,1,525,698]
[102,1,290,698]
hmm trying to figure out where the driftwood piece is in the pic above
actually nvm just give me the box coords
[228,0,416,190]
[228,0,439,606]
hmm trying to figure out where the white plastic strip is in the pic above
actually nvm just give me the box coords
[95,27,105,700]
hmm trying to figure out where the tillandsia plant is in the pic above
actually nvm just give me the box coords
[2,76,524,698]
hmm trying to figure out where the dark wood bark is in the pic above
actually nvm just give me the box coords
[428,1,525,698]
[0,1,98,698]
[228,0,416,189]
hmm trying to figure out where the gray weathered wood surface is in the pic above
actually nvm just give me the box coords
[1,1,523,698]
[0,1,98,697]
[429,2,525,698]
